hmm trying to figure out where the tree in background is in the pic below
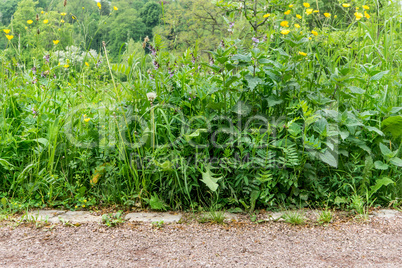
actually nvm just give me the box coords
[154,0,227,54]
[140,1,162,38]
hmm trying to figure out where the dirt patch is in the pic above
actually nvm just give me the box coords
[0,213,401,267]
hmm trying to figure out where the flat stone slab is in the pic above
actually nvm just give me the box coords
[57,211,102,224]
[125,212,182,223]
[24,210,66,224]
[23,210,101,224]
[264,212,286,221]
[371,209,401,218]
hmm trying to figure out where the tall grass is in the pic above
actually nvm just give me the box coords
[0,1,402,212]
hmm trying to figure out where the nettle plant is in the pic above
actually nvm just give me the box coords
[0,0,401,211]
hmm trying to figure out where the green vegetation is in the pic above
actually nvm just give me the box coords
[317,210,333,224]
[282,211,306,225]
[0,0,402,213]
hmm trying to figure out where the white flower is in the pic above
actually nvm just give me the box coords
[147,92,157,102]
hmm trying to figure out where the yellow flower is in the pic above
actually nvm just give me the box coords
[324,13,331,18]
[53,40,59,45]
[309,37,312,40]
[303,3,310,8]
[281,29,290,35]
[263,13,271,18]
[342,3,351,8]
[289,4,294,8]
[296,14,302,19]
[299,51,307,56]
[43,19,49,24]
[25,27,28,29]
[294,23,301,28]
[61,12,67,16]
[356,7,359,10]
[354,12,363,20]
[85,62,89,67]
[61,20,65,23]
[334,15,338,18]
[84,200,87,203]
[5,35,13,40]
[280,21,289,27]
[3,29,11,34]
[97,2,101,9]
[362,5,369,10]
[84,118,91,123]
[114,6,118,11]
[306,9,313,15]
[364,11,370,19]
[311,30,318,36]
[27,20,33,24]
[284,10,291,15]
[75,205,78,209]
[72,16,76,20]
[82,204,85,207]
[313,10,319,13]
[41,11,44,14]
[82,7,85,9]
[64,64,70,68]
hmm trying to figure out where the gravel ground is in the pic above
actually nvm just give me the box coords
[0,213,401,267]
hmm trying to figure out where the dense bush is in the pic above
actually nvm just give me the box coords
[0,0,402,212]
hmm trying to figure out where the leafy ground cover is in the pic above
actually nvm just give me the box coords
[0,0,402,213]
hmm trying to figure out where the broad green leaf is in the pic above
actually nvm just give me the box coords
[382,116,402,138]
[1,197,6,207]
[340,130,349,140]
[231,101,251,116]
[318,150,337,167]
[245,75,262,90]
[379,143,395,158]
[266,95,283,107]
[34,138,49,147]
[184,129,208,142]
[370,70,389,81]
[224,75,239,88]
[348,86,365,94]
[200,165,223,192]
[366,126,384,136]
[374,161,389,170]
[231,54,251,62]
[370,177,394,197]
[390,157,402,167]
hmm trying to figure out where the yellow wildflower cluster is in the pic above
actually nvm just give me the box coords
[3,29,13,41]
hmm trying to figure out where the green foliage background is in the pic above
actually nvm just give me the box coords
[0,0,402,213]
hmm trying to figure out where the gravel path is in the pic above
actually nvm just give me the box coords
[0,213,401,267]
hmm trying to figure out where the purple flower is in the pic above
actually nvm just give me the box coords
[32,108,37,114]
[229,22,234,29]
[153,60,159,70]
[168,69,174,78]
[148,45,157,56]
[96,60,102,68]
[32,66,37,74]
[189,97,191,101]
[252,37,259,44]
[43,54,50,63]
